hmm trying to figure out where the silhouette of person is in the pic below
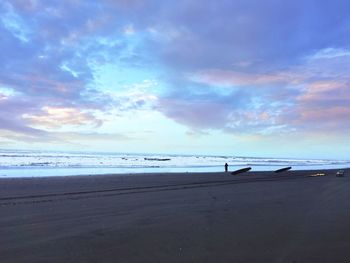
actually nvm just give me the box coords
[225,163,228,172]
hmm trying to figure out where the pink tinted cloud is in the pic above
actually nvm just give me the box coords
[299,107,350,123]
[286,80,350,131]
[189,48,350,132]
[282,106,350,133]
[23,106,103,129]
[298,81,350,104]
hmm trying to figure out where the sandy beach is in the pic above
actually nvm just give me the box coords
[1,169,350,262]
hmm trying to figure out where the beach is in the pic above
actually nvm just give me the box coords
[1,169,350,262]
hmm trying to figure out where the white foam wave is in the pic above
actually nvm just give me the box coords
[0,150,349,169]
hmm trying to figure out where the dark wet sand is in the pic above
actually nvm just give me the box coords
[1,169,350,263]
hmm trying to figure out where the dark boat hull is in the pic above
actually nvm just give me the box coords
[274,167,292,173]
[231,167,252,175]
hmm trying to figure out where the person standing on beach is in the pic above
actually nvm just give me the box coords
[225,163,228,172]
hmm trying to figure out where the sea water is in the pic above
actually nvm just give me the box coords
[0,149,349,178]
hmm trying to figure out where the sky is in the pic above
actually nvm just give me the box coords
[0,0,350,159]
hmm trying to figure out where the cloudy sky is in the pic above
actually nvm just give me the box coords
[0,0,349,159]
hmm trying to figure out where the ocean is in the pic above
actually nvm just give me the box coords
[0,149,349,178]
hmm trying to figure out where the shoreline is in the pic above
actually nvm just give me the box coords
[1,169,349,262]
[0,165,349,179]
